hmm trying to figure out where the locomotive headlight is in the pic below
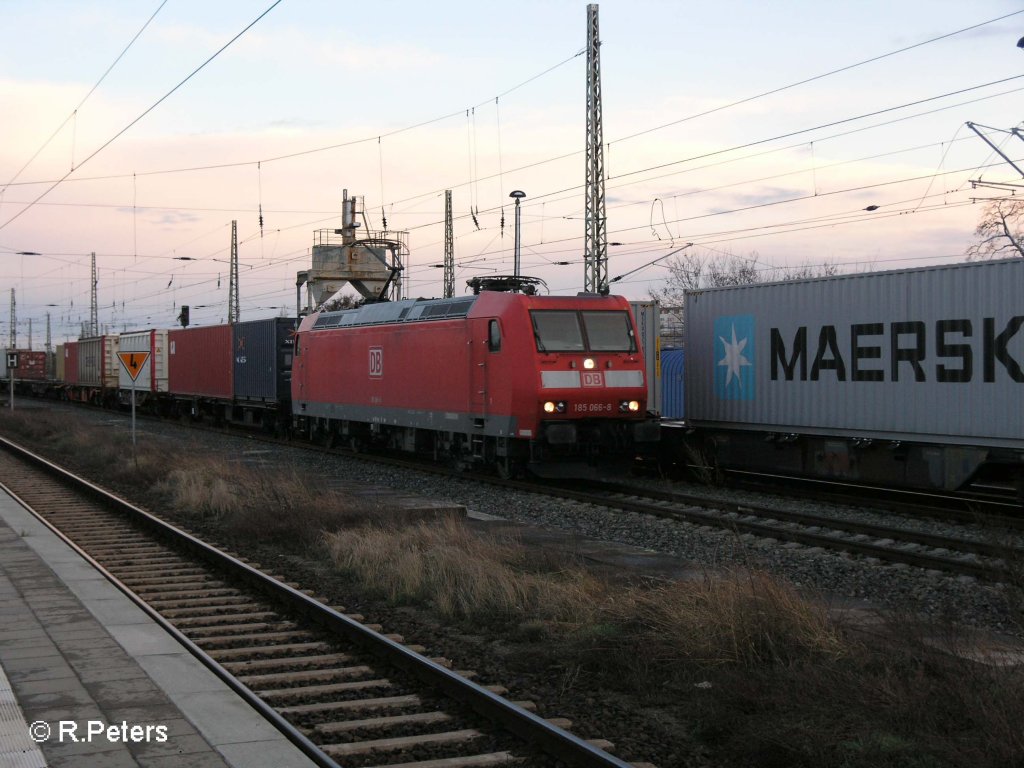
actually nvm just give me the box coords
[544,401,557,413]
[544,401,567,414]
[619,400,641,413]
[583,358,596,370]
[628,400,641,412]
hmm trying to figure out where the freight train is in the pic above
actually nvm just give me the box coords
[661,257,1024,499]
[4,258,1021,496]
[3,289,659,477]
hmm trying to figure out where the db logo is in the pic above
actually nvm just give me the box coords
[369,347,383,378]
[582,371,604,387]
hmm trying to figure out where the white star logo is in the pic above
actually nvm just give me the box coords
[718,324,752,389]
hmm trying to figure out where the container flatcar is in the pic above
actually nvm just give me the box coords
[118,329,169,396]
[77,335,120,404]
[1,349,47,381]
[680,258,1024,492]
[168,325,233,419]
[231,317,295,428]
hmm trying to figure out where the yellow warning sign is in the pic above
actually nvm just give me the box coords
[117,351,151,382]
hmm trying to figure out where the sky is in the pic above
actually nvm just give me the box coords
[1,0,1022,342]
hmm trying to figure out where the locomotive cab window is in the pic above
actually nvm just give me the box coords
[581,311,636,352]
[531,311,585,352]
[531,310,635,353]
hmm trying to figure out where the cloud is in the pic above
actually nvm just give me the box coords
[113,205,201,227]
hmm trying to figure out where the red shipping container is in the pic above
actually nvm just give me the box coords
[168,325,233,399]
[11,350,47,381]
[63,341,80,385]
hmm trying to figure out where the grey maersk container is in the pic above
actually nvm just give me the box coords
[232,318,296,403]
[683,258,1024,449]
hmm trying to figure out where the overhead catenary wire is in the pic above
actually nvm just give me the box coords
[0,0,169,195]
[608,8,1024,148]
[0,0,284,233]
[6,10,1015,327]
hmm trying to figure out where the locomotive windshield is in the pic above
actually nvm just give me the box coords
[531,311,585,351]
[531,310,636,353]
[581,311,636,352]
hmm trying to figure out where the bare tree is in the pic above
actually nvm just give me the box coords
[650,249,838,346]
[322,293,361,312]
[966,198,1024,261]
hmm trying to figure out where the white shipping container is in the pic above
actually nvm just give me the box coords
[78,336,120,388]
[684,259,1024,449]
[118,330,169,393]
[629,300,661,416]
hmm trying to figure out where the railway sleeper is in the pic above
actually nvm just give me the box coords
[101,557,191,572]
[95,555,184,568]
[184,621,299,638]
[238,664,375,688]
[256,677,395,702]
[115,567,209,582]
[205,641,334,661]
[195,629,315,648]
[319,729,485,758]
[130,578,231,594]
[276,694,423,718]
[220,652,357,674]
[315,710,455,735]
[158,598,271,615]
[142,587,243,602]
[171,610,281,628]
[363,753,523,768]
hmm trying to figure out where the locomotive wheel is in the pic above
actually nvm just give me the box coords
[496,458,523,480]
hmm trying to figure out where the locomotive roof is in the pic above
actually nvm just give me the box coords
[311,295,478,330]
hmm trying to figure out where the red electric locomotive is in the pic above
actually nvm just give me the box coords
[291,289,659,476]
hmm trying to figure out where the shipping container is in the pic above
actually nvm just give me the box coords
[683,258,1024,449]
[78,336,120,388]
[660,348,685,420]
[168,325,233,399]
[55,344,65,382]
[629,300,661,415]
[2,350,48,381]
[232,318,295,403]
[117,329,169,392]
[63,341,80,386]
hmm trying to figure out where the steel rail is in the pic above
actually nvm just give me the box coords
[587,481,1023,559]
[0,435,635,768]
[531,481,1011,582]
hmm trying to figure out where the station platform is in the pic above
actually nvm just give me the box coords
[0,485,320,768]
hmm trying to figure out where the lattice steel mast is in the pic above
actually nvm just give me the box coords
[444,190,454,298]
[89,252,98,337]
[8,289,14,348]
[583,3,607,294]
[229,220,240,324]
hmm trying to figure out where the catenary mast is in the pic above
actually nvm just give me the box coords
[583,3,607,294]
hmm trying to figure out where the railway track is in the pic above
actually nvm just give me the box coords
[537,480,1024,583]
[717,469,1024,528]
[93,407,1024,584]
[0,436,644,768]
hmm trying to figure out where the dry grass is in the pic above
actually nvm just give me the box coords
[154,457,383,544]
[3,407,1023,767]
[598,569,846,668]
[0,409,381,545]
[326,517,845,667]
[325,517,604,625]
